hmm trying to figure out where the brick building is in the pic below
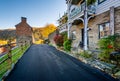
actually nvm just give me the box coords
[16,17,33,46]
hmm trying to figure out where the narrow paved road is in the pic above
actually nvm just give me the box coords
[5,45,118,81]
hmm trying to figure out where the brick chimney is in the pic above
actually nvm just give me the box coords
[21,17,27,23]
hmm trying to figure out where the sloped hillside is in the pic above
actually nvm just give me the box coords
[0,29,16,40]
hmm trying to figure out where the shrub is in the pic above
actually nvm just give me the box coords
[98,34,120,62]
[80,51,92,58]
[54,34,64,47]
[63,39,72,51]
[98,51,110,62]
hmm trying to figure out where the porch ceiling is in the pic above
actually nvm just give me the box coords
[72,19,83,25]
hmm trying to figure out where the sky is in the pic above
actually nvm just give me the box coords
[0,0,67,29]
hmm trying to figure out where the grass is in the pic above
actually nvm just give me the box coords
[0,61,9,78]
[0,46,21,62]
[0,44,30,78]
[11,46,20,54]
[79,51,92,58]
[0,55,8,63]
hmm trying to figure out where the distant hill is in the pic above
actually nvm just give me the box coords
[0,24,57,44]
[0,29,16,40]
[33,24,57,40]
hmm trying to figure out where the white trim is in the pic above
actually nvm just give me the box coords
[96,0,120,15]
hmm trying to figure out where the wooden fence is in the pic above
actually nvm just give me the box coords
[0,42,31,80]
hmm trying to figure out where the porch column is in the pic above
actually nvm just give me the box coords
[84,0,88,50]
[110,6,115,35]
[67,1,71,39]
[68,23,72,39]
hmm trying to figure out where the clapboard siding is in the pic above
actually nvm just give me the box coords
[96,0,120,15]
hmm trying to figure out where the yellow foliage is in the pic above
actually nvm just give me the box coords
[35,39,44,44]
[33,24,57,39]
[33,24,57,44]
[0,40,7,45]
[41,24,57,38]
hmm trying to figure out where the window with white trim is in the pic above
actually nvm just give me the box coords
[71,31,76,40]
[99,22,110,38]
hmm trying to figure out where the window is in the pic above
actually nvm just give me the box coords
[71,31,76,40]
[98,0,106,4]
[99,22,110,38]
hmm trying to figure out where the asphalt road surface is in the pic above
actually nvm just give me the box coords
[5,44,118,81]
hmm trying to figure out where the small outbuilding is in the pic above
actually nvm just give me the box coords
[16,17,33,46]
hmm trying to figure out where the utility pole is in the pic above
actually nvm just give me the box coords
[84,0,88,50]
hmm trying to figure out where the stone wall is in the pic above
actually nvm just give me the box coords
[16,36,32,46]
[115,6,120,34]
[70,25,82,47]
[70,24,83,53]
[88,10,110,49]
[48,30,59,46]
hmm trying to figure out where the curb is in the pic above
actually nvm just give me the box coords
[1,45,31,81]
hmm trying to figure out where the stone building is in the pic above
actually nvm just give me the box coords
[65,0,120,51]
[16,17,33,46]
[48,29,59,46]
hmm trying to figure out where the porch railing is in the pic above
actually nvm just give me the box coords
[59,23,67,33]
[70,2,96,19]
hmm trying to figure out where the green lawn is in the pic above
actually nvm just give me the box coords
[0,44,30,78]
[0,55,8,63]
